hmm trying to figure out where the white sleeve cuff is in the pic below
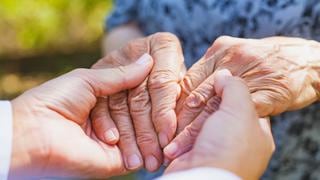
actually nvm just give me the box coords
[0,101,12,180]
[158,167,241,180]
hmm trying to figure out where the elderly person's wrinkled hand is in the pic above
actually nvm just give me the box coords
[91,32,186,171]
[165,36,320,161]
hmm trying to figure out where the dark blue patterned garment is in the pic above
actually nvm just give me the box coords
[107,0,320,68]
[106,1,320,179]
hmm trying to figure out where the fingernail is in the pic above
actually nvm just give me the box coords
[163,158,170,167]
[126,154,142,170]
[186,94,202,108]
[136,53,151,65]
[104,129,117,143]
[145,155,159,172]
[159,132,169,148]
[164,143,178,158]
[214,69,233,95]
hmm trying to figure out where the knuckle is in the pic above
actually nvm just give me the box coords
[150,32,181,52]
[207,36,233,55]
[226,44,245,55]
[185,92,206,108]
[180,75,195,95]
[214,36,233,46]
[118,126,136,141]
[186,79,215,108]
[136,131,158,146]
[70,68,88,77]
[69,68,100,95]
[181,103,202,117]
[109,92,128,113]
[129,92,151,116]
[183,124,200,140]
[148,70,177,90]
[153,107,170,121]
[198,80,215,95]
[152,109,176,130]
[152,32,179,43]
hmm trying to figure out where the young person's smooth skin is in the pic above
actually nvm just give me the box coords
[9,54,153,179]
[165,69,275,180]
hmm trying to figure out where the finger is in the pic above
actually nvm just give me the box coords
[176,47,226,113]
[93,38,149,69]
[214,69,255,118]
[128,78,162,172]
[79,53,154,97]
[51,120,126,178]
[177,73,216,133]
[163,152,191,174]
[168,69,251,159]
[258,117,276,153]
[176,36,251,112]
[203,36,250,58]
[91,97,119,144]
[164,96,221,160]
[109,92,143,171]
[259,117,272,136]
[148,33,184,147]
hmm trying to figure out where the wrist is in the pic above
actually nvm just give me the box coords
[189,150,258,180]
[9,97,50,177]
[189,157,240,177]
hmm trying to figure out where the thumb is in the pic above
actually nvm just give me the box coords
[82,53,154,97]
[214,69,255,115]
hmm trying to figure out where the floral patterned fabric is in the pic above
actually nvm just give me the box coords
[106,0,320,179]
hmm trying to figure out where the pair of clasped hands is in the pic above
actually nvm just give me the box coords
[11,33,320,179]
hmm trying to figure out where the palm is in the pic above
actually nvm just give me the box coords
[39,114,126,178]
[17,72,128,178]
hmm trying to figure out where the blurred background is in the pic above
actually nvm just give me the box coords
[0,0,111,99]
[0,0,134,179]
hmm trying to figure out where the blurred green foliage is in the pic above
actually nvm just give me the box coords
[0,0,113,98]
[0,0,112,58]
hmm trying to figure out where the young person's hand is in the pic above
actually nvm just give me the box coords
[9,54,153,179]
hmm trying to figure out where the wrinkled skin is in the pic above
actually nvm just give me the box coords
[165,70,275,180]
[165,36,320,161]
[91,32,186,171]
